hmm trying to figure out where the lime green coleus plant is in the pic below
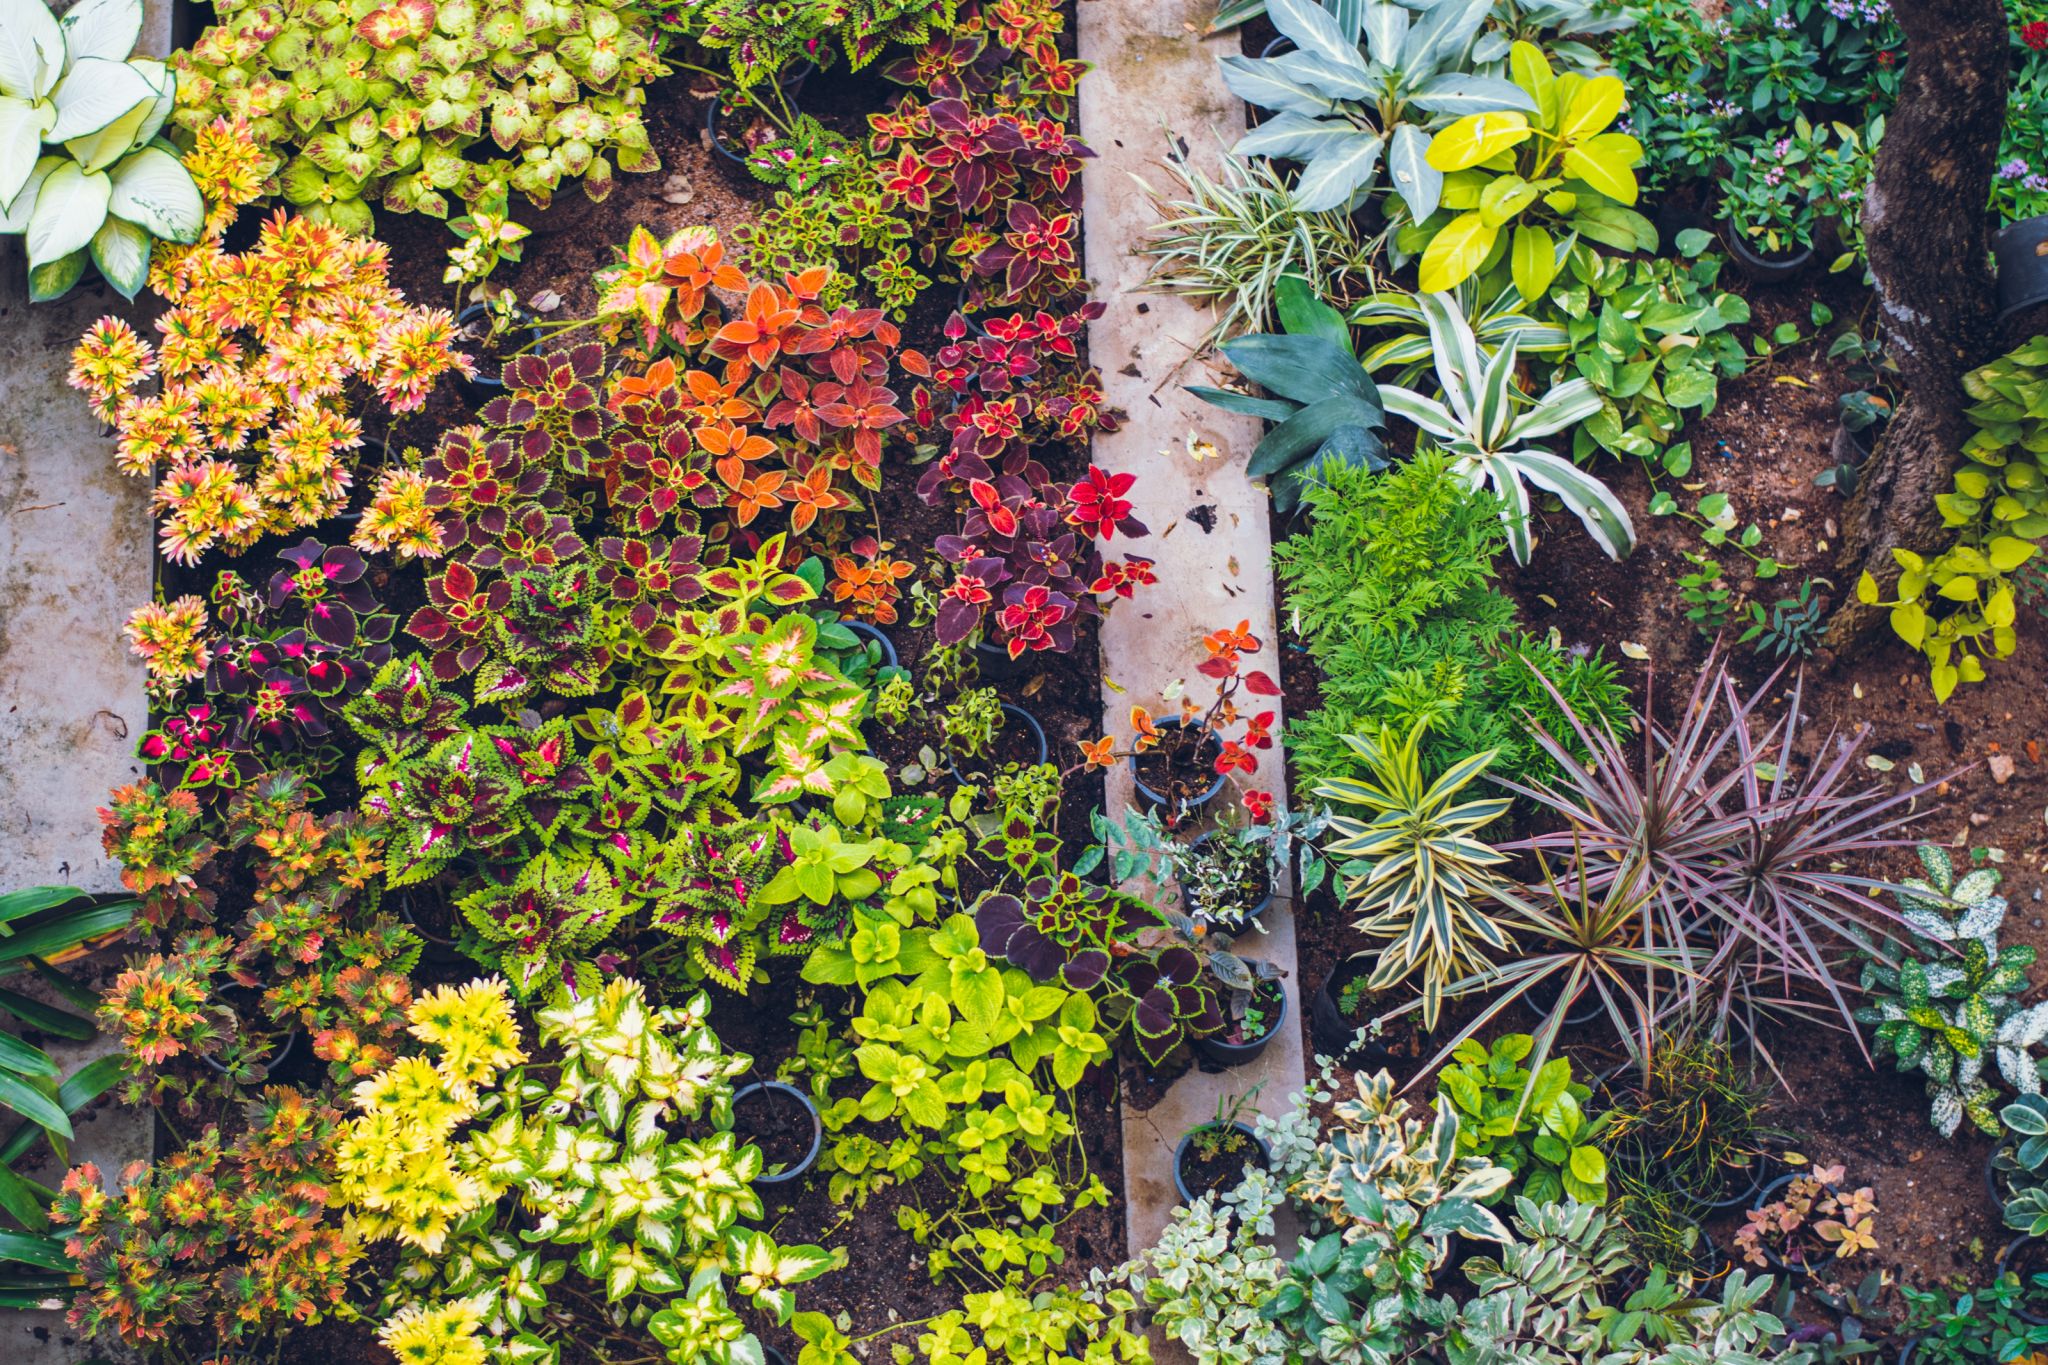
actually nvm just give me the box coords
[1412,41,1648,303]
[0,0,202,300]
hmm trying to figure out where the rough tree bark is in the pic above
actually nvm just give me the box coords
[1825,0,2008,658]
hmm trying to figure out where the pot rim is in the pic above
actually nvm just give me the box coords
[733,1080,823,1186]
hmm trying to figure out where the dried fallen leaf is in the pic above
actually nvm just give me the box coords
[1186,434,1222,463]
[2031,740,2044,764]
[1866,755,1896,772]
[528,289,563,313]
[1619,641,1650,661]
[1537,594,1558,609]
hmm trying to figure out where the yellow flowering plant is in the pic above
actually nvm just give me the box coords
[339,975,842,1365]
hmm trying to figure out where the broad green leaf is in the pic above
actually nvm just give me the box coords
[1559,74,1626,142]
[24,245,81,300]
[1510,223,1557,301]
[88,210,147,297]
[44,57,152,141]
[1222,332,1378,405]
[1386,122,1440,222]
[0,1230,70,1272]
[0,95,49,205]
[1218,55,1336,120]
[0,898,132,966]
[0,0,62,101]
[1291,129,1386,213]
[1246,394,1384,477]
[59,0,144,66]
[1409,74,1537,118]
[0,988,91,1040]
[0,887,85,927]
[1562,133,1641,204]
[1276,273,1352,350]
[0,1072,67,1139]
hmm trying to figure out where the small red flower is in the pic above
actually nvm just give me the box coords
[2023,21,2047,50]
[1066,465,1138,541]
[1244,789,1275,823]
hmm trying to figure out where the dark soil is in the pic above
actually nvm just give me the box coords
[732,1085,817,1179]
[1131,724,1224,824]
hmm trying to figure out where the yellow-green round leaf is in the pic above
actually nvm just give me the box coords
[1931,662,1958,703]
[1479,174,1538,227]
[1891,601,1928,649]
[1426,111,1531,173]
[1418,211,1497,293]
[1988,535,2038,572]
[1855,570,1880,605]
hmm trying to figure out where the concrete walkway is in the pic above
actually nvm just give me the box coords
[0,5,170,1360]
[1077,0,1307,1258]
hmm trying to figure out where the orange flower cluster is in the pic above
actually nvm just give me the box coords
[1082,620,1281,781]
[69,211,473,564]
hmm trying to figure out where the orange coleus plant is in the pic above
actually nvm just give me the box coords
[1083,620,1281,786]
[583,227,910,543]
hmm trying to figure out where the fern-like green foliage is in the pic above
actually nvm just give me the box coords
[1276,450,1629,792]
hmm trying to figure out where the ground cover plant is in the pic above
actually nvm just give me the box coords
[12,0,2048,1360]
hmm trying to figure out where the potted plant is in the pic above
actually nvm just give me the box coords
[1717,128,1818,282]
[1899,1268,2048,1363]
[2000,1235,2048,1328]
[941,686,1049,780]
[1602,1034,1782,1215]
[731,1081,822,1186]
[454,298,546,408]
[1086,801,1330,936]
[1737,1163,1879,1278]
[1195,960,1289,1068]
[1108,622,1279,829]
[1173,1090,1272,1204]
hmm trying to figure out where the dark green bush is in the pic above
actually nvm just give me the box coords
[1276,450,1630,792]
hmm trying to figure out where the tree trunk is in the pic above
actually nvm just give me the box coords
[1825,0,2008,658]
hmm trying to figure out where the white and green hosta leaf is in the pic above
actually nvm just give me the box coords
[25,158,106,266]
[44,55,152,141]
[87,211,147,297]
[0,0,63,102]
[57,0,141,68]
[0,94,50,203]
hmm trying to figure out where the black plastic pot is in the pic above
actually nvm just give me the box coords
[1704,1160,1771,1213]
[971,637,1028,682]
[1195,970,1289,1068]
[1309,956,1384,1063]
[946,702,1049,781]
[202,1028,299,1079]
[1521,975,1606,1030]
[1129,719,1227,824]
[1749,1172,1835,1277]
[732,1081,822,1186]
[1172,1121,1271,1204]
[1996,214,2048,319]
[1721,228,1815,285]
[1177,831,1273,929]
[841,621,899,671]
[1991,1143,2016,1218]
[764,1347,792,1365]
[1998,1235,2048,1324]
[455,301,543,406]
[706,64,813,168]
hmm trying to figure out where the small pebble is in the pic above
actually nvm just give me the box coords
[1991,754,2018,785]
[1971,812,1993,827]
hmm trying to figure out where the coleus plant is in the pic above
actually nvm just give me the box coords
[868,95,1093,307]
[171,0,669,238]
[69,212,471,563]
[880,0,1087,124]
[340,977,840,1365]
[1084,620,1281,793]
[910,305,1153,654]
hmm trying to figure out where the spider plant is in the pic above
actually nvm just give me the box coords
[1379,291,1632,563]
[1368,836,1695,1103]
[1498,660,1937,1072]
[1317,720,1514,1029]
[1136,139,1385,348]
